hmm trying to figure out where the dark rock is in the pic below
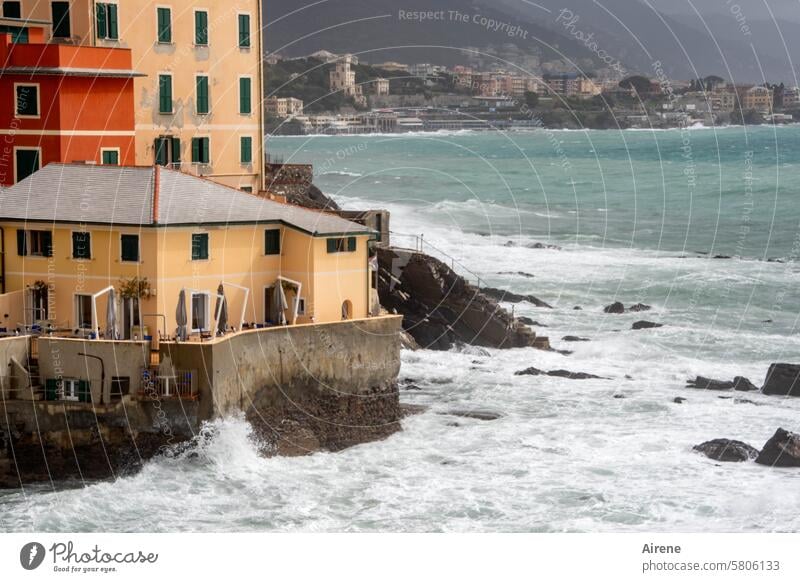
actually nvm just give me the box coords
[613,394,626,399]
[377,248,548,351]
[551,349,573,356]
[481,286,553,308]
[629,303,652,312]
[632,320,663,330]
[733,376,758,391]
[562,335,590,342]
[517,316,546,326]
[673,397,687,403]
[694,439,759,462]
[755,428,800,467]
[573,306,582,310]
[442,410,502,421]
[686,375,757,391]
[604,301,625,314]
[498,271,535,278]
[761,364,800,397]
[526,242,561,250]
[712,254,732,259]
[401,404,428,417]
[402,384,422,391]
[515,367,602,379]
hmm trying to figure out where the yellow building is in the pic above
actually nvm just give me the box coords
[17,0,264,192]
[0,163,375,339]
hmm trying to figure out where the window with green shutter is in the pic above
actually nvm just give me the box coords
[45,379,58,401]
[72,231,91,260]
[240,136,252,164]
[196,75,209,114]
[101,150,119,165]
[347,237,356,252]
[120,234,139,262]
[191,233,209,260]
[157,7,171,43]
[265,229,280,255]
[238,14,250,47]
[154,137,168,165]
[326,237,357,253]
[171,136,181,165]
[194,10,208,45]
[191,137,210,164]
[78,380,91,403]
[96,3,118,40]
[239,77,251,115]
[158,74,172,113]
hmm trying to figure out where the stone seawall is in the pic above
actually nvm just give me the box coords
[161,315,404,455]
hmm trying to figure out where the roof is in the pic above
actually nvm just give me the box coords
[0,163,372,236]
[0,66,145,77]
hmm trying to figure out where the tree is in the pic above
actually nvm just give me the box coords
[619,75,652,95]
[703,75,725,90]
[524,91,539,109]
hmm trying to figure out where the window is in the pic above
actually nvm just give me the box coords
[191,292,209,331]
[101,149,119,165]
[156,6,171,43]
[2,1,20,18]
[239,77,252,115]
[96,2,118,40]
[238,13,250,48]
[75,294,93,329]
[191,137,209,164]
[194,10,208,45]
[326,237,357,253]
[240,136,252,164]
[191,233,208,260]
[297,298,306,316]
[51,2,71,38]
[158,74,172,113]
[110,377,130,401]
[17,229,53,257]
[264,229,280,255]
[120,234,139,262]
[15,84,39,117]
[72,231,91,259]
[154,136,180,166]
[52,378,89,402]
[240,186,252,193]
[196,75,209,114]
[14,148,39,182]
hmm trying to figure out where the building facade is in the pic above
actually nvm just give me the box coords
[0,25,139,186]
[14,0,264,192]
[0,163,375,338]
[329,54,366,107]
[266,97,303,118]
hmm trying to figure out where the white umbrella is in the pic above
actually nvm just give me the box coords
[275,283,288,325]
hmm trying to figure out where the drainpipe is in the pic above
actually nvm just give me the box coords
[77,352,105,404]
[0,226,5,294]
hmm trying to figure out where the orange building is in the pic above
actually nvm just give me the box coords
[0,26,140,186]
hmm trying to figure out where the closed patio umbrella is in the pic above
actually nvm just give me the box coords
[106,288,118,340]
[274,282,288,325]
[175,289,188,341]
[215,283,228,335]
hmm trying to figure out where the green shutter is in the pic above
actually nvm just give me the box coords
[191,138,200,163]
[45,379,58,401]
[157,7,171,43]
[202,138,209,164]
[96,3,107,38]
[240,136,252,164]
[42,231,53,257]
[239,78,251,114]
[107,3,118,39]
[327,239,337,253]
[196,76,209,114]
[72,232,91,259]
[171,137,181,164]
[155,138,168,165]
[16,229,27,256]
[195,10,208,45]
[265,229,280,255]
[238,14,250,47]
[347,237,356,252]
[192,233,209,260]
[78,380,91,403]
[102,150,119,165]
[159,75,172,113]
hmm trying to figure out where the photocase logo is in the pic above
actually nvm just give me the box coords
[20,542,46,570]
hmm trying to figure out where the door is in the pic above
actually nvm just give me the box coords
[264,287,275,324]
[15,149,39,183]
[191,292,208,332]
[75,294,92,329]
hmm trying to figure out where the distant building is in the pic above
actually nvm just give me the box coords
[329,54,366,107]
[372,78,390,96]
[740,86,773,113]
[782,87,800,108]
[267,97,304,118]
[542,73,597,98]
[375,61,409,72]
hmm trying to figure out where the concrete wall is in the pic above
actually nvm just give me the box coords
[0,291,25,331]
[37,337,150,403]
[0,335,30,397]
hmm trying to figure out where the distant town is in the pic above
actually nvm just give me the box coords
[266,50,798,134]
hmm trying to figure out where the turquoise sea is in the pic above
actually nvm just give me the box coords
[2,126,800,532]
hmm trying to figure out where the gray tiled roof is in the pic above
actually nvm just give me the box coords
[0,163,371,236]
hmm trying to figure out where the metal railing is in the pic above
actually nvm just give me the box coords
[389,230,486,289]
[139,367,197,400]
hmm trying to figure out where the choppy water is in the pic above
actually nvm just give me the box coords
[3,126,800,532]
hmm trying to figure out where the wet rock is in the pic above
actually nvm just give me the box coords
[686,376,756,391]
[604,301,625,314]
[401,404,428,417]
[551,349,573,356]
[612,394,626,399]
[399,329,420,351]
[712,254,732,259]
[481,286,553,308]
[761,364,800,397]
[629,303,652,312]
[632,320,663,330]
[517,316,546,327]
[526,242,561,250]
[673,397,687,404]
[442,410,502,421]
[573,306,582,310]
[402,384,422,391]
[498,271,535,278]
[515,367,603,379]
[562,335,590,342]
[694,439,759,462]
[755,428,800,467]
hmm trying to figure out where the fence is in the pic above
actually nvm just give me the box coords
[139,367,197,400]
[389,231,486,289]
